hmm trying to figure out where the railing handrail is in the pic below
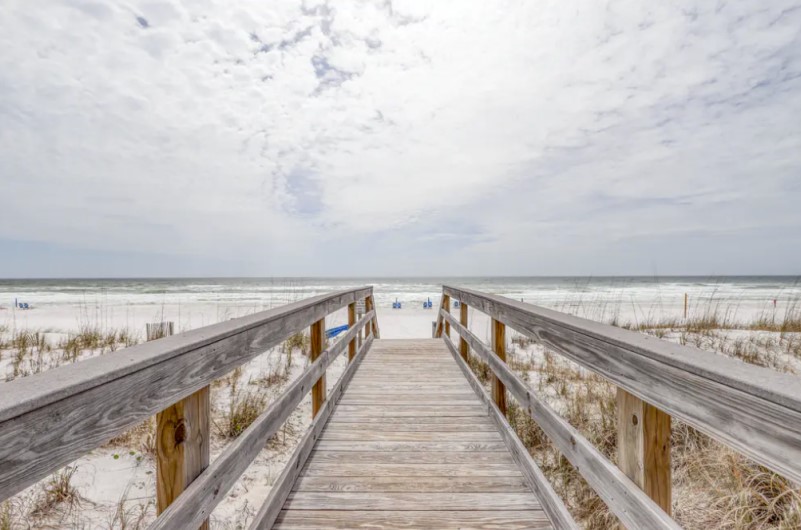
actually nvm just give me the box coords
[150,312,376,529]
[438,284,801,529]
[441,285,801,484]
[439,309,678,529]
[0,286,374,503]
[443,285,801,411]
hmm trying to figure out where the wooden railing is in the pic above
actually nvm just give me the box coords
[435,285,801,529]
[0,287,379,529]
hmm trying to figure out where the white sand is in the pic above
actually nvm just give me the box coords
[1,291,797,528]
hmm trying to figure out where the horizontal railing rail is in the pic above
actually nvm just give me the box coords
[436,284,801,529]
[0,287,378,528]
[151,313,375,529]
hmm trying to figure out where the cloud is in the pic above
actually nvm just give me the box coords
[0,0,800,276]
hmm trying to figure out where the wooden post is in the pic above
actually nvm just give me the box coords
[443,295,451,338]
[366,294,379,338]
[310,318,326,418]
[683,293,688,319]
[459,302,469,360]
[153,322,209,530]
[491,318,507,416]
[348,302,356,362]
[364,298,373,339]
[617,388,672,516]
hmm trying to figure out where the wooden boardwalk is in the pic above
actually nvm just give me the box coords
[275,339,553,529]
[6,286,798,529]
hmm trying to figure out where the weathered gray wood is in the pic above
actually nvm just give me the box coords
[319,430,503,442]
[149,312,375,530]
[248,336,374,530]
[300,462,523,477]
[327,414,491,425]
[274,510,553,529]
[274,338,550,530]
[332,405,488,417]
[151,321,210,530]
[444,285,801,484]
[442,335,578,530]
[147,321,175,341]
[292,475,531,493]
[283,491,541,510]
[305,450,514,465]
[313,441,508,452]
[0,287,372,501]
[441,313,679,529]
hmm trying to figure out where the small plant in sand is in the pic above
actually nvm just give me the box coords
[218,390,267,438]
[216,369,267,439]
[30,466,81,519]
[108,487,152,530]
[105,417,157,456]
[0,501,12,530]
[282,332,310,356]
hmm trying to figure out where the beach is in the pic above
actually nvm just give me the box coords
[1,277,801,529]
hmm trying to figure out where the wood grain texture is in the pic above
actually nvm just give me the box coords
[441,311,680,529]
[273,338,550,530]
[442,335,578,530]
[273,510,553,529]
[460,303,469,359]
[313,441,508,452]
[248,336,374,530]
[347,302,356,362]
[150,322,210,530]
[156,387,210,530]
[293,475,531,493]
[149,312,375,530]
[310,319,325,418]
[283,491,541,510]
[492,318,507,416]
[444,294,451,338]
[0,287,372,501]
[366,295,380,338]
[364,296,373,339]
[444,284,801,484]
[617,388,672,516]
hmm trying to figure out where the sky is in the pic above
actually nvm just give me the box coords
[1,1,800,277]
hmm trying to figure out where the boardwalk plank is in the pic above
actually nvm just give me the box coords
[292,476,531,493]
[283,492,541,510]
[274,510,552,529]
[270,338,553,530]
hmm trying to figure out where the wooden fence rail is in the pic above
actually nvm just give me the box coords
[0,287,379,528]
[436,285,801,529]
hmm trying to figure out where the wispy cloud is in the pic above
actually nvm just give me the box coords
[0,0,799,276]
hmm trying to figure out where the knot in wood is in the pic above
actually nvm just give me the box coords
[174,420,188,444]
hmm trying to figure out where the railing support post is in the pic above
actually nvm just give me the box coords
[366,294,379,338]
[443,294,451,338]
[617,388,672,516]
[364,298,372,340]
[459,302,469,360]
[311,318,326,417]
[153,323,209,530]
[491,318,507,416]
[348,302,357,362]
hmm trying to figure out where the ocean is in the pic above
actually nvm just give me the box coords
[1,276,800,327]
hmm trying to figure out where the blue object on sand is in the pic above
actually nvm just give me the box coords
[325,325,349,339]
[392,298,402,309]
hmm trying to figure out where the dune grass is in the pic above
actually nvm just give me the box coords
[495,316,801,530]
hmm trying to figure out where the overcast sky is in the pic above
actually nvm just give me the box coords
[1,1,800,277]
